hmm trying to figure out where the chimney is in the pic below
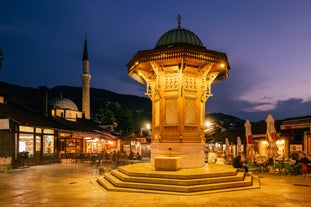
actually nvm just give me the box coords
[39,86,49,117]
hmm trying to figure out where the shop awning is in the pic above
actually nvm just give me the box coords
[94,130,117,140]
[280,117,311,130]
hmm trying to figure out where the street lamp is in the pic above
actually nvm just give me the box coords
[205,120,212,127]
[146,123,151,130]
[140,123,151,136]
[204,120,215,133]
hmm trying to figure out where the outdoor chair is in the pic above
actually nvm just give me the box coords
[301,163,311,179]
[283,162,295,175]
[247,161,258,173]
[274,161,283,174]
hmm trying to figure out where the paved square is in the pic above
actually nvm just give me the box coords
[0,163,311,207]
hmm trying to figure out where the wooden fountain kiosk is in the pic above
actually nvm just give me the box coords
[127,16,230,170]
[98,17,259,195]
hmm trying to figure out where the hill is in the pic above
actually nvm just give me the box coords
[206,113,245,129]
[0,81,246,133]
[0,81,151,117]
[48,85,152,116]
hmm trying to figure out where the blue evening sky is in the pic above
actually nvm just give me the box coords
[1,0,311,121]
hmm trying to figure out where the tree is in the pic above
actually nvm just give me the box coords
[99,102,121,125]
[0,48,3,69]
[99,102,135,136]
[118,109,135,136]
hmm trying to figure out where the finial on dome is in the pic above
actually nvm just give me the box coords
[177,14,181,29]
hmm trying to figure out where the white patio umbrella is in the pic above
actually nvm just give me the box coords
[225,138,231,161]
[265,114,278,159]
[244,120,255,160]
[237,136,242,153]
[225,138,230,147]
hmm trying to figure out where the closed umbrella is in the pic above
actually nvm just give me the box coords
[225,138,231,163]
[265,114,278,159]
[244,120,255,160]
[237,136,242,153]
[225,137,230,147]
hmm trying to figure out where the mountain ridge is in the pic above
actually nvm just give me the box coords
[0,81,151,116]
[0,81,245,129]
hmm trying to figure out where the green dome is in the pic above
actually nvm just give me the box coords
[156,28,203,48]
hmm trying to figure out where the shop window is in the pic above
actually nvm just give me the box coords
[58,139,65,154]
[86,139,105,153]
[36,135,41,151]
[43,129,54,134]
[260,140,286,157]
[19,133,34,158]
[66,139,82,153]
[76,139,82,153]
[86,141,92,153]
[43,135,54,156]
[66,139,76,153]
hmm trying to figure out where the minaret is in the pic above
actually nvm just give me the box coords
[81,37,91,119]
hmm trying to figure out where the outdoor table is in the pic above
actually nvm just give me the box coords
[255,157,267,172]
[255,160,265,172]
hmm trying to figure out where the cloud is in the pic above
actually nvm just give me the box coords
[206,79,311,122]
[244,103,276,112]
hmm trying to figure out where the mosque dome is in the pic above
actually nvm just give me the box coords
[49,96,78,111]
[156,28,203,48]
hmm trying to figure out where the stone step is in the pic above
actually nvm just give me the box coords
[96,163,260,195]
[101,172,252,193]
[117,163,237,179]
[97,175,260,195]
[111,169,246,186]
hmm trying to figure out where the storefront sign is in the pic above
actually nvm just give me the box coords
[290,144,303,153]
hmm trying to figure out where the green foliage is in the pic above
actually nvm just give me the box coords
[99,102,122,124]
[118,109,135,135]
[98,102,137,136]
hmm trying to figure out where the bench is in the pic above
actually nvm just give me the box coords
[154,156,181,171]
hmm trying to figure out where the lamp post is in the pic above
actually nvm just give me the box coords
[140,123,151,136]
[204,120,214,133]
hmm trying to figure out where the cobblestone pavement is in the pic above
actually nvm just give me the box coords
[0,163,311,207]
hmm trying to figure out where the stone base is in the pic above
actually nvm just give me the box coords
[151,143,205,169]
[154,156,181,171]
[97,163,260,195]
